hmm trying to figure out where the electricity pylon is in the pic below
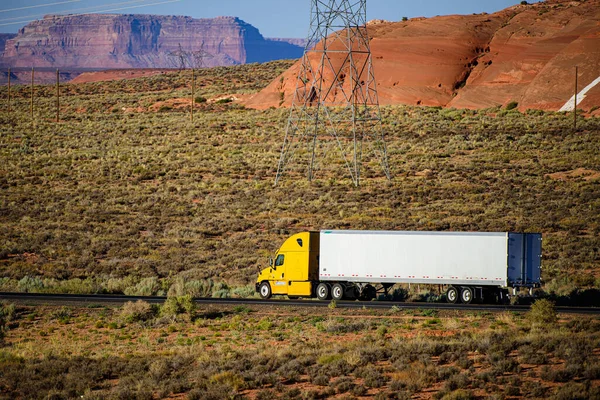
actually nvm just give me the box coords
[274,0,391,187]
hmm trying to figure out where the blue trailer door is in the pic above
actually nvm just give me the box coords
[507,233,542,287]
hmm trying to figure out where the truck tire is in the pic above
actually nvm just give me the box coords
[446,286,459,304]
[259,282,272,299]
[331,284,344,301]
[316,283,330,300]
[460,286,473,304]
[360,284,377,301]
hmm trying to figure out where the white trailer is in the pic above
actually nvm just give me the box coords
[256,230,542,304]
[317,230,541,303]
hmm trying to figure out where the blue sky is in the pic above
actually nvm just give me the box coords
[1,0,541,36]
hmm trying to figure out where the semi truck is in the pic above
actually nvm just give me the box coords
[256,230,542,304]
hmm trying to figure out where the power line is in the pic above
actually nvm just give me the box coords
[0,0,154,22]
[0,0,182,27]
[0,0,81,13]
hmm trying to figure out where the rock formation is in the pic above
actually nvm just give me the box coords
[247,0,600,111]
[1,14,303,69]
[0,34,16,58]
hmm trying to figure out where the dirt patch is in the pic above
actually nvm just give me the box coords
[70,69,174,84]
[546,168,600,181]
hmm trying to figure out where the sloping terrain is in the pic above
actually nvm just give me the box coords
[0,61,598,295]
[247,0,600,111]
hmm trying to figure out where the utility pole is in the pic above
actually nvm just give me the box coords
[7,68,10,113]
[56,69,60,123]
[30,67,34,122]
[574,66,578,130]
[191,68,195,122]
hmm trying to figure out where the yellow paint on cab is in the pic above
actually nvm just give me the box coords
[256,232,320,297]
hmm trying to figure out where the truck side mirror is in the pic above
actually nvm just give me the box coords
[269,258,273,267]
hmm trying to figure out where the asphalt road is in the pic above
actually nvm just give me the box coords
[0,292,598,314]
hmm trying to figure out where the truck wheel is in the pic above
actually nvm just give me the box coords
[361,284,377,301]
[331,284,344,301]
[259,282,272,299]
[460,286,473,304]
[446,286,459,304]
[316,283,330,300]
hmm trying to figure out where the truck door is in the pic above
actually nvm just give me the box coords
[271,253,288,295]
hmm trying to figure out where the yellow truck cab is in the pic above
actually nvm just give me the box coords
[256,232,319,299]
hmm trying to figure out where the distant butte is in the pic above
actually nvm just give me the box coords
[0,14,304,69]
[247,0,600,111]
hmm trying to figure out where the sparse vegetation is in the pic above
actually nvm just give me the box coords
[0,303,596,398]
[0,64,598,301]
[0,52,598,399]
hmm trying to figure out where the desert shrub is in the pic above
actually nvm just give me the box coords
[518,344,548,365]
[522,381,546,397]
[0,302,16,323]
[551,381,600,400]
[436,389,474,400]
[528,299,558,325]
[231,284,255,298]
[334,376,355,393]
[318,319,368,333]
[211,282,231,298]
[277,359,302,383]
[356,366,388,388]
[352,385,368,396]
[121,300,156,323]
[540,365,574,382]
[51,307,71,323]
[195,96,207,103]
[18,276,44,292]
[160,295,196,318]
[124,277,161,297]
[209,371,244,391]
[506,101,519,110]
[312,374,330,386]
[168,278,218,298]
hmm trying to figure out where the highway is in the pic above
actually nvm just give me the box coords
[1,292,598,314]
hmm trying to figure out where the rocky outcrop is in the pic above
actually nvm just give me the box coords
[1,14,303,69]
[0,34,16,58]
[248,0,600,111]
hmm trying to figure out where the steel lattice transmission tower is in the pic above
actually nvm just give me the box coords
[274,0,391,187]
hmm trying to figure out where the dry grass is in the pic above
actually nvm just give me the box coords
[0,61,598,301]
[0,302,598,399]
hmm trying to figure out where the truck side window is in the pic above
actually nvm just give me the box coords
[275,254,285,267]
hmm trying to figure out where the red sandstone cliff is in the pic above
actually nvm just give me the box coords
[1,14,303,69]
[247,0,600,111]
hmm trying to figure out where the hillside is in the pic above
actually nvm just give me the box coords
[0,61,598,297]
[1,14,303,70]
[247,0,600,111]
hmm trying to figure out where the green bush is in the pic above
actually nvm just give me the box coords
[160,295,196,318]
[124,277,161,297]
[121,300,156,323]
[506,101,519,110]
[527,299,558,325]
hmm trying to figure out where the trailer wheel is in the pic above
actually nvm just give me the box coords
[331,284,344,301]
[460,286,473,304]
[258,282,272,299]
[446,286,459,304]
[360,284,377,301]
[316,283,330,300]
